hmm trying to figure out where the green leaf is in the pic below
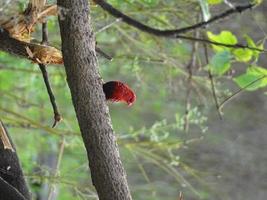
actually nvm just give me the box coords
[244,34,257,48]
[247,65,267,75]
[234,66,267,90]
[210,50,232,75]
[243,34,264,61]
[250,0,263,5]
[208,0,222,4]
[207,31,237,52]
[233,49,253,62]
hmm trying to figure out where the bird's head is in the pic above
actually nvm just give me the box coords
[103,81,136,106]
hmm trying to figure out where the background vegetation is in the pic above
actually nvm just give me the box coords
[1,0,267,199]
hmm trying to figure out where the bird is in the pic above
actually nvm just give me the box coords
[103,81,136,106]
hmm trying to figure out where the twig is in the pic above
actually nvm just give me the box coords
[218,75,266,112]
[178,191,184,200]
[183,31,199,133]
[93,0,254,36]
[224,0,235,9]
[95,46,113,61]
[177,35,265,52]
[47,137,65,200]
[0,107,72,136]
[38,22,62,127]
[92,0,265,52]
[95,18,121,34]
[41,22,48,45]
[39,63,62,127]
[203,40,223,119]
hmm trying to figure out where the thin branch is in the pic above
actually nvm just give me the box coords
[95,18,121,34]
[41,22,49,45]
[178,191,184,200]
[39,63,62,127]
[218,75,266,112]
[203,41,223,119]
[47,137,65,200]
[224,0,235,9]
[183,31,199,133]
[93,0,255,36]
[177,35,265,52]
[92,0,264,52]
[0,107,74,136]
[95,46,113,61]
[38,22,62,128]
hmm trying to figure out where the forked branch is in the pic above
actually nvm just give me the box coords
[92,0,264,52]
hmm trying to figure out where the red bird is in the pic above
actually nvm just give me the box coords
[103,81,136,106]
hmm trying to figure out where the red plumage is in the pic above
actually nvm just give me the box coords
[103,81,136,106]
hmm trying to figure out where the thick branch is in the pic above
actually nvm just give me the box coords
[0,120,30,200]
[57,0,132,200]
[93,0,264,52]
[0,177,27,200]
[0,29,113,64]
[0,4,57,41]
[0,30,63,64]
[93,0,255,36]
[0,30,33,59]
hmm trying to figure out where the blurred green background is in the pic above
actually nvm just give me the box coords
[1,0,267,199]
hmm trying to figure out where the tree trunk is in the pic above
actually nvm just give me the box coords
[0,120,30,200]
[57,1,132,200]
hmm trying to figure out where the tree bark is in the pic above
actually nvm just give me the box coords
[57,1,132,200]
[0,120,31,200]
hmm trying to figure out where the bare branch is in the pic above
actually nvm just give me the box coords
[178,35,265,52]
[203,40,223,119]
[0,4,57,41]
[47,137,65,199]
[95,46,113,61]
[93,0,255,36]
[92,0,264,52]
[178,191,184,200]
[183,31,199,133]
[0,30,63,64]
[39,64,62,127]
[41,22,49,45]
[218,75,266,112]
[0,120,31,199]
[38,21,62,127]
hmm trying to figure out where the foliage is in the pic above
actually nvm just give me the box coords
[0,0,266,200]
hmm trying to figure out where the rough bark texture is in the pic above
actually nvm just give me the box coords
[57,1,132,200]
[0,121,31,200]
[0,30,31,59]
[0,30,62,65]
